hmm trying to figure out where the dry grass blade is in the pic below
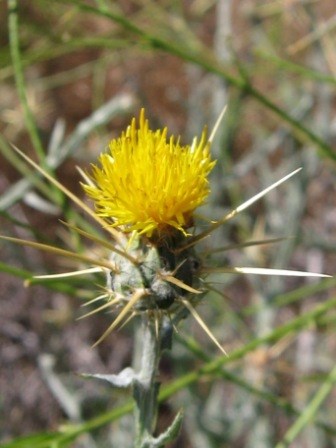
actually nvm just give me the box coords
[202,266,331,277]
[115,312,137,332]
[60,221,139,264]
[82,293,110,307]
[11,144,123,242]
[78,301,114,320]
[163,274,202,294]
[76,166,94,185]
[92,288,147,347]
[182,168,302,250]
[209,105,227,143]
[0,235,116,272]
[78,298,120,321]
[180,298,227,355]
[34,267,102,279]
[205,237,287,255]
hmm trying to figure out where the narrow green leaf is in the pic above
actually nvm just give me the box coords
[7,0,45,161]
[275,363,336,448]
[59,0,336,161]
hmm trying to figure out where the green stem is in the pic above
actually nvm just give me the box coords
[8,0,45,162]
[4,296,335,448]
[133,316,162,447]
[61,0,335,161]
[275,363,336,448]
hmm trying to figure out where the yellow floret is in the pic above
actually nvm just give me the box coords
[83,109,215,237]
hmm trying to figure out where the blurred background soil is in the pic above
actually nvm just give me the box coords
[0,1,336,447]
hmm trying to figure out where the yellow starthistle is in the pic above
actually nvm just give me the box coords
[83,109,216,237]
[2,108,330,352]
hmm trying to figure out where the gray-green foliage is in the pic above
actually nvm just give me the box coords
[1,0,336,447]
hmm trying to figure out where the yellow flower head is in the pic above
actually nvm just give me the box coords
[84,109,216,237]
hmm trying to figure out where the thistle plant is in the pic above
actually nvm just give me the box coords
[1,109,330,447]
